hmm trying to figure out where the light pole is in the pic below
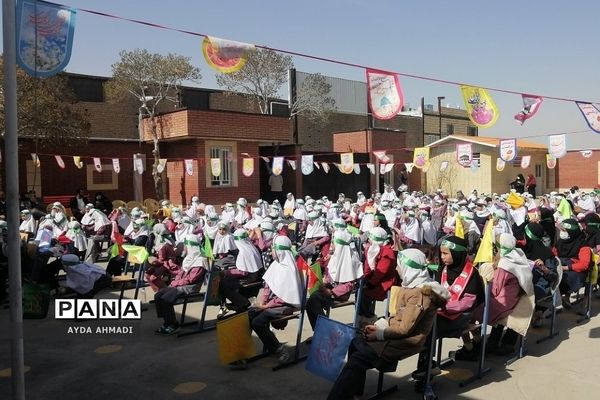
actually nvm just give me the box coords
[437,96,445,139]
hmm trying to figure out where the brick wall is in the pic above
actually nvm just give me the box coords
[556,151,600,190]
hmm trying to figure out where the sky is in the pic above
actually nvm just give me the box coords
[6,0,600,149]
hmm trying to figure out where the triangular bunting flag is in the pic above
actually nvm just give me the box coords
[314,162,321,170]
[353,164,361,174]
[514,95,543,125]
[157,158,167,173]
[93,157,102,173]
[383,163,394,173]
[404,163,414,173]
[55,155,65,169]
[287,160,297,171]
[575,102,600,133]
[261,156,270,163]
[366,163,375,175]
[321,162,330,173]
[73,156,83,169]
[112,158,120,174]
[373,150,390,163]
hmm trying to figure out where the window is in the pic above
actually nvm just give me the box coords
[446,123,454,135]
[206,141,238,187]
[467,126,477,136]
[424,134,440,145]
[535,164,542,178]
[86,165,118,191]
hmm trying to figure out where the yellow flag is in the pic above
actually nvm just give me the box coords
[217,312,256,365]
[455,214,465,239]
[461,86,499,128]
[413,147,430,169]
[506,192,525,209]
[474,220,494,264]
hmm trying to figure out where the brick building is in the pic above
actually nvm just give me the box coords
[554,150,600,191]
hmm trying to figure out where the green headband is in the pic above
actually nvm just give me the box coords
[525,226,541,241]
[498,244,514,256]
[461,215,473,221]
[234,232,249,240]
[374,214,387,222]
[183,239,200,247]
[586,222,600,227]
[334,222,347,228]
[369,234,387,243]
[441,240,467,252]
[400,255,427,270]
[334,238,350,246]
[273,244,291,251]
[561,222,579,231]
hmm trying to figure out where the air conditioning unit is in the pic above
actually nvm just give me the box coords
[424,104,434,111]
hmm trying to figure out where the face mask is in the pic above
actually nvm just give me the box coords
[559,231,570,240]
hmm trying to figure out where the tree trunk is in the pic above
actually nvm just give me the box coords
[150,118,164,200]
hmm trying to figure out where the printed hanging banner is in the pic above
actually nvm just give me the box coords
[575,102,600,133]
[73,156,83,169]
[30,153,40,167]
[93,157,102,173]
[54,155,65,169]
[242,158,254,177]
[440,161,449,171]
[373,150,390,163]
[321,162,330,173]
[461,86,499,128]
[301,155,314,175]
[496,158,505,172]
[340,153,354,174]
[456,143,473,167]
[157,158,167,174]
[366,163,375,175]
[548,134,567,159]
[412,147,430,169]
[202,36,255,74]
[287,160,297,171]
[16,0,77,77]
[305,315,355,382]
[580,150,593,158]
[211,158,222,177]
[521,155,531,169]
[271,157,284,176]
[405,163,414,173]
[184,159,194,176]
[112,158,120,174]
[514,95,543,125]
[499,139,517,162]
[546,154,557,169]
[353,164,361,174]
[134,158,144,175]
[366,69,404,120]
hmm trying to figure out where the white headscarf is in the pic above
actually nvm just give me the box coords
[152,223,173,252]
[19,210,37,234]
[181,234,208,273]
[175,217,195,244]
[366,227,388,270]
[497,233,534,296]
[293,201,308,221]
[402,211,422,243]
[233,229,263,273]
[396,249,431,288]
[305,212,328,239]
[327,230,363,283]
[356,192,366,207]
[359,209,375,233]
[259,220,276,242]
[493,208,513,237]
[284,193,296,212]
[213,222,236,254]
[263,236,303,307]
[66,221,88,252]
[128,218,149,240]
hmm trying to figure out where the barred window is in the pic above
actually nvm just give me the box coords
[210,145,233,186]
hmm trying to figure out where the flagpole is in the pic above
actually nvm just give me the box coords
[3,0,26,398]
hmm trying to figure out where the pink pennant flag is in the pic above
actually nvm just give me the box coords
[366,69,404,120]
[514,95,543,125]
[373,150,390,163]
[112,158,120,174]
[93,157,102,173]
[55,155,65,169]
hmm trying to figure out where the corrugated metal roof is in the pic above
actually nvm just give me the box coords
[296,71,367,115]
[426,134,547,149]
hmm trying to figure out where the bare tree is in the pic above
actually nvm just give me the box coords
[105,49,201,199]
[216,48,292,114]
[429,158,459,195]
[290,73,336,123]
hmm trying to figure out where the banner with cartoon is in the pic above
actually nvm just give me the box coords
[340,153,354,174]
[242,158,254,177]
[456,143,472,167]
[202,36,255,74]
[496,158,505,171]
[184,159,194,176]
[210,158,221,177]
[460,86,499,128]
[546,154,556,169]
[272,157,284,176]
[93,157,102,173]
[499,139,517,162]
[301,155,314,175]
[575,102,600,133]
[548,134,567,159]
[412,147,430,169]
[521,155,531,169]
[112,158,120,174]
[514,95,543,125]
[366,69,404,120]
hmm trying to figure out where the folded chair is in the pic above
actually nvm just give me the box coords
[536,258,564,344]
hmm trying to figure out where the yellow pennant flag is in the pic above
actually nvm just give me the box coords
[455,214,465,239]
[473,220,494,264]
[413,147,430,169]
[506,192,525,209]
[461,86,499,128]
[217,312,257,365]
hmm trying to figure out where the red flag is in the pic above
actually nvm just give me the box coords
[296,255,309,272]
[110,221,125,258]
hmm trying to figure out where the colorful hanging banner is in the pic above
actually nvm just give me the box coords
[202,36,255,74]
[456,143,473,167]
[93,157,102,173]
[210,158,222,177]
[112,158,120,174]
[499,139,517,162]
[440,161,449,171]
[405,163,414,173]
[54,155,65,169]
[157,158,167,173]
[242,158,254,177]
[353,164,361,174]
[305,316,355,382]
[184,159,194,176]
[548,134,567,159]
[301,155,314,175]
[373,150,390,163]
[580,150,593,158]
[496,158,505,172]
[134,158,144,175]
[461,86,499,128]
[272,157,284,176]
[16,0,77,77]
[412,147,430,169]
[366,163,375,175]
[30,153,40,167]
[575,102,600,133]
[366,69,404,120]
[287,160,297,171]
[514,95,543,125]
[321,162,330,173]
[73,156,83,169]
[340,153,354,174]
[546,154,556,169]
[521,155,531,169]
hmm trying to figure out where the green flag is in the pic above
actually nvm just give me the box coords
[346,225,360,237]
[121,245,149,264]
[308,263,323,295]
[203,237,213,260]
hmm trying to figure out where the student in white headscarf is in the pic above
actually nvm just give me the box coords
[234,198,251,227]
[125,218,149,246]
[248,235,304,365]
[305,229,363,330]
[218,229,264,319]
[381,185,398,202]
[203,212,220,242]
[459,210,481,255]
[356,192,367,207]
[145,223,180,292]
[213,222,237,258]
[400,210,422,245]
[65,221,88,256]
[328,248,449,400]
[82,203,112,264]
[420,209,437,246]
[19,209,37,238]
[108,206,131,234]
[300,211,331,261]
[186,196,202,220]
[154,234,208,335]
[283,193,296,217]
[493,208,513,237]
[50,202,68,236]
[243,207,264,231]
[174,216,196,246]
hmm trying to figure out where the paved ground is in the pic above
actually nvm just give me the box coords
[1,276,600,400]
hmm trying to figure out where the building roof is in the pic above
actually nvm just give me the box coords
[425,134,547,150]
